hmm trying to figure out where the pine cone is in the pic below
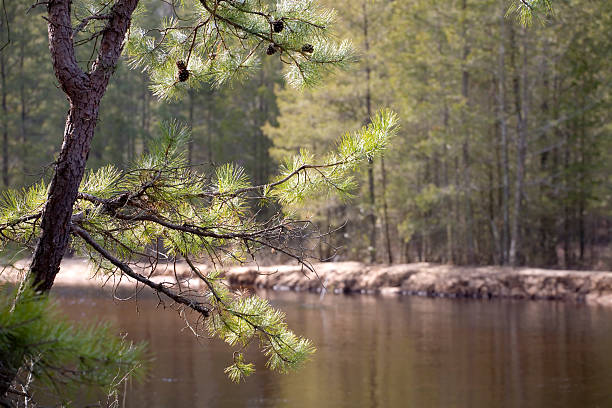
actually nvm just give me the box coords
[176,60,187,70]
[266,44,278,55]
[178,69,190,82]
[301,44,314,53]
[272,20,284,33]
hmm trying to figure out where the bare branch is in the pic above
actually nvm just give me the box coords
[0,213,41,233]
[72,13,112,38]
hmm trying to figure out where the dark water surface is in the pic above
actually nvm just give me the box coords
[54,286,612,408]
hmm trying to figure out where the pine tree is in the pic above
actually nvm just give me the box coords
[0,0,394,404]
[1,112,396,403]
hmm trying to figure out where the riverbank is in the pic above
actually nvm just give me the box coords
[4,260,612,306]
[226,262,612,306]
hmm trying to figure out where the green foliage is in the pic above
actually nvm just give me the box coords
[507,0,554,25]
[1,115,392,381]
[207,283,315,382]
[271,109,397,206]
[265,0,611,267]
[125,0,354,100]
[224,353,255,382]
[1,0,386,398]
[80,166,123,199]
[0,284,146,404]
[0,183,47,250]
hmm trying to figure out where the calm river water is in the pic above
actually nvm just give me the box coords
[54,286,612,408]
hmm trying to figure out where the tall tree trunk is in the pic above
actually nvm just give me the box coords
[509,26,528,267]
[188,90,194,166]
[1,50,8,188]
[578,108,586,262]
[20,39,28,181]
[563,120,572,267]
[442,103,454,263]
[380,156,393,263]
[488,151,501,264]
[538,38,557,266]
[141,72,149,155]
[28,0,139,292]
[453,154,461,261]
[363,1,376,263]
[461,0,475,264]
[497,0,510,265]
[207,101,213,163]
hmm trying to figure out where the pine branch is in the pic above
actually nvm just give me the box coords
[76,191,296,240]
[71,224,210,317]
[0,214,41,233]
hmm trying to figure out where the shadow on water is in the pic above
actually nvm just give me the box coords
[52,285,612,408]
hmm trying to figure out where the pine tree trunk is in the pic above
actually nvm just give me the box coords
[563,123,572,267]
[28,0,139,292]
[363,2,376,263]
[488,106,501,264]
[141,72,149,155]
[578,110,586,262]
[1,50,8,188]
[380,156,393,263]
[538,38,557,266]
[1,1,138,396]
[460,0,475,264]
[442,105,454,263]
[509,27,528,267]
[188,90,194,166]
[497,0,510,265]
[29,105,101,290]
[20,39,28,182]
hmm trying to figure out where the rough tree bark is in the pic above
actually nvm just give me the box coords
[29,0,139,292]
[0,0,139,397]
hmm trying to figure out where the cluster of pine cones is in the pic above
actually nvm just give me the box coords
[266,19,314,56]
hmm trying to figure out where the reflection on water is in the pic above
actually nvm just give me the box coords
[53,286,612,408]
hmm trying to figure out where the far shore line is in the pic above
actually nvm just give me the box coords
[4,259,612,306]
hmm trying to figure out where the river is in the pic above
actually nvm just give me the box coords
[54,286,612,407]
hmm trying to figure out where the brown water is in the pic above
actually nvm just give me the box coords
[53,286,612,408]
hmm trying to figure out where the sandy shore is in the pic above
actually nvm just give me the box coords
[225,262,612,306]
[4,259,612,306]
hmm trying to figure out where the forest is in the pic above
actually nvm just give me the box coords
[0,0,611,407]
[0,0,610,270]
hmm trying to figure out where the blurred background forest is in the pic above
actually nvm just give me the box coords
[1,0,610,269]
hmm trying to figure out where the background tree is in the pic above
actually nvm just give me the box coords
[265,0,611,267]
[3,0,606,271]
[264,0,395,263]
